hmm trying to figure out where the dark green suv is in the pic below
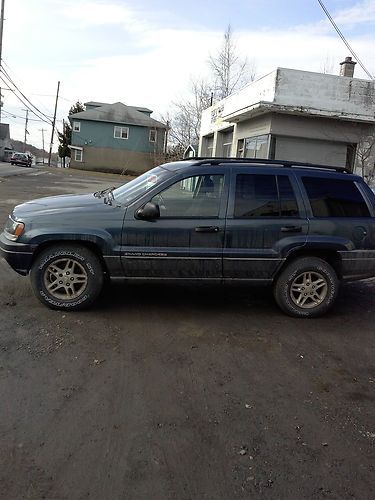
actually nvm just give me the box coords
[1,158,375,317]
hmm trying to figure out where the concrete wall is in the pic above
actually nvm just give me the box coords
[274,136,347,167]
[275,68,375,120]
[270,113,372,144]
[235,115,271,141]
[70,146,157,174]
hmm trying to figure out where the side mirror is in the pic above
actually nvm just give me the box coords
[136,202,160,220]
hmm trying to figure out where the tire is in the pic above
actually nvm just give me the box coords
[30,244,104,311]
[273,257,339,318]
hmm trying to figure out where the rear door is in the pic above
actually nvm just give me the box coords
[121,169,229,279]
[298,173,375,280]
[223,168,309,281]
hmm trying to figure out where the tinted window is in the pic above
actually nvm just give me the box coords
[151,175,224,217]
[302,177,370,217]
[278,175,299,217]
[234,174,299,217]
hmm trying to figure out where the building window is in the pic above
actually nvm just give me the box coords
[75,149,83,162]
[202,134,214,156]
[73,121,80,132]
[114,126,129,140]
[237,139,245,158]
[346,144,357,171]
[149,129,157,142]
[238,134,269,159]
[219,129,233,157]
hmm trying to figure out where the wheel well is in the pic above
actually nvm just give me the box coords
[30,240,109,274]
[275,249,342,281]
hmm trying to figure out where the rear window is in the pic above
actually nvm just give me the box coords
[302,176,370,217]
[234,174,299,217]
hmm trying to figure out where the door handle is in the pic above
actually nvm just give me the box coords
[281,225,302,233]
[195,226,220,233]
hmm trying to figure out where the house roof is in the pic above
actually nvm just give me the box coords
[71,102,164,128]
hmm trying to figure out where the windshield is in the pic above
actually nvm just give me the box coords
[112,166,172,205]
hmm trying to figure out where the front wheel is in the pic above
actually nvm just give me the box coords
[274,257,339,318]
[30,244,104,310]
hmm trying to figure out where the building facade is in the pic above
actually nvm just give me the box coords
[69,101,167,174]
[199,61,375,173]
[0,124,13,161]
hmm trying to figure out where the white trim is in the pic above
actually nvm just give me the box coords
[75,149,83,162]
[68,145,83,151]
[73,121,80,132]
[114,126,129,140]
[149,129,157,142]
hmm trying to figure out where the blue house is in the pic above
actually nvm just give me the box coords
[69,101,167,174]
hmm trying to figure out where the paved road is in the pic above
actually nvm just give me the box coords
[0,168,374,499]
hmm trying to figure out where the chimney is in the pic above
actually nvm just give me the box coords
[339,56,356,78]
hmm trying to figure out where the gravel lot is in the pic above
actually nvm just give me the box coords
[0,165,374,499]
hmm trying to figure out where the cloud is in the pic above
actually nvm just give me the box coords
[334,0,375,26]
[3,0,375,149]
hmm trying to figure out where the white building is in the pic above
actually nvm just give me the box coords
[199,58,375,172]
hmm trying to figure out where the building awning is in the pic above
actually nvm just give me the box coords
[68,145,83,151]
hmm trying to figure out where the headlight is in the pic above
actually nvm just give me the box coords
[4,217,25,241]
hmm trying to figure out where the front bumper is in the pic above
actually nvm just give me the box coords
[0,232,36,275]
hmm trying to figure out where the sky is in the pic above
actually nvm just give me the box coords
[2,0,375,150]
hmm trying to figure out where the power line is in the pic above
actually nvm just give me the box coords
[317,0,374,80]
[0,64,53,123]
[0,74,52,125]
[2,108,50,122]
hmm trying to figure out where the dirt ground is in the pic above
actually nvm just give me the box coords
[0,166,374,499]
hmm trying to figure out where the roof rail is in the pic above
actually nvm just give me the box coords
[180,157,350,173]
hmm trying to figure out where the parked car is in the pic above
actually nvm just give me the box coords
[1,158,375,317]
[10,152,32,167]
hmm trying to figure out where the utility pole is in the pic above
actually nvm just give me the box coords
[48,80,60,167]
[0,0,6,123]
[39,128,46,164]
[22,108,29,152]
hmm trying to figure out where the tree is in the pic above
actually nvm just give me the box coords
[209,24,254,100]
[69,101,85,115]
[165,79,212,151]
[166,25,254,152]
[57,101,85,167]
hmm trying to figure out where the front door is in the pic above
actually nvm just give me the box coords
[224,169,309,281]
[121,172,228,279]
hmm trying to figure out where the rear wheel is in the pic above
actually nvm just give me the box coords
[30,244,104,311]
[274,257,339,318]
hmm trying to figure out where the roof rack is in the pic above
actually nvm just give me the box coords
[180,157,350,173]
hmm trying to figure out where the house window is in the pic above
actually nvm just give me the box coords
[75,149,83,162]
[149,129,157,142]
[114,126,129,140]
[73,121,80,132]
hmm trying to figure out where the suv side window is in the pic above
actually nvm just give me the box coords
[234,174,299,218]
[151,174,224,218]
[302,176,370,217]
